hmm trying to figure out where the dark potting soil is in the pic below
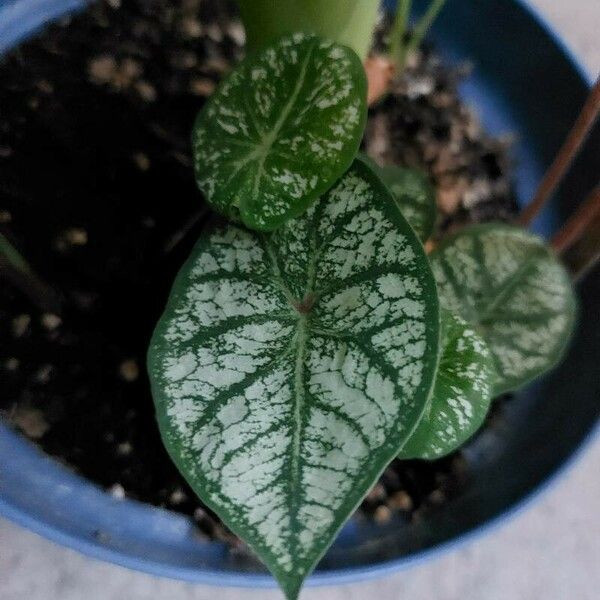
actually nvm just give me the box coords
[0,0,517,545]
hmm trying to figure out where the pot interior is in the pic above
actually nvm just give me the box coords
[0,0,599,588]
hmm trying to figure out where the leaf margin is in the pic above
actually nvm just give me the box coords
[399,308,496,460]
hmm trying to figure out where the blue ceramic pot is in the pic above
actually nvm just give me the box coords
[1,0,599,590]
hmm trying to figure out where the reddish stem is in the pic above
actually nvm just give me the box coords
[365,56,396,106]
[518,77,600,227]
[551,184,600,254]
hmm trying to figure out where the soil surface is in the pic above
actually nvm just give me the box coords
[0,0,517,545]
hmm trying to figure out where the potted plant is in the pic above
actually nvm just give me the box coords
[1,1,599,598]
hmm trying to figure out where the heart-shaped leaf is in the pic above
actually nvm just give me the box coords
[399,309,495,460]
[378,166,436,242]
[430,223,577,394]
[192,32,367,231]
[148,161,439,599]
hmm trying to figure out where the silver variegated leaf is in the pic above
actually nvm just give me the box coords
[431,223,577,394]
[400,309,495,460]
[148,161,439,599]
[192,32,367,231]
[378,165,436,242]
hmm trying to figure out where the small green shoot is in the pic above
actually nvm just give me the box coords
[0,232,61,313]
[0,232,33,275]
[389,0,448,72]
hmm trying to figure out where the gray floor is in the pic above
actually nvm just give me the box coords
[1,1,599,599]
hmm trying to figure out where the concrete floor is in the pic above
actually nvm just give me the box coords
[1,1,599,599]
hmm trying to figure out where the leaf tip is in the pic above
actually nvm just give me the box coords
[279,575,304,600]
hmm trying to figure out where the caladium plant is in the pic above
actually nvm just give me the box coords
[145,8,580,600]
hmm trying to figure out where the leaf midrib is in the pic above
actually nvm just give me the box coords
[246,39,317,208]
[263,222,320,553]
[476,256,539,323]
[290,315,308,544]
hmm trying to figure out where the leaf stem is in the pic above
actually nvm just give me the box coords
[389,0,412,72]
[162,206,210,255]
[406,0,447,57]
[0,232,32,275]
[551,183,600,254]
[371,0,446,105]
[0,232,62,313]
[518,76,600,227]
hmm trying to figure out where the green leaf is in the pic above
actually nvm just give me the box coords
[378,166,436,242]
[236,0,381,60]
[399,309,495,460]
[192,33,367,231]
[430,223,577,394]
[0,232,33,275]
[148,161,439,599]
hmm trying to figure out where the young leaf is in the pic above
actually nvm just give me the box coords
[148,161,439,599]
[430,223,577,394]
[192,33,367,231]
[378,165,436,242]
[399,309,495,460]
[355,156,436,242]
[236,0,381,60]
[0,232,33,275]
